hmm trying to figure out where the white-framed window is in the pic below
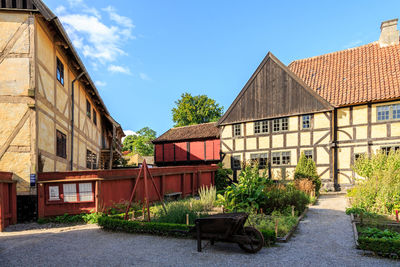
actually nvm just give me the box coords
[250,153,268,168]
[271,151,291,165]
[302,115,311,129]
[233,124,241,136]
[63,184,77,202]
[273,118,289,132]
[49,186,60,201]
[79,183,93,202]
[377,104,400,121]
[304,150,313,160]
[254,120,268,134]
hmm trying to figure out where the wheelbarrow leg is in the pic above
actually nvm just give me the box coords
[196,221,202,252]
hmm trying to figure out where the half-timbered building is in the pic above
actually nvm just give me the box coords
[0,0,124,220]
[219,19,400,190]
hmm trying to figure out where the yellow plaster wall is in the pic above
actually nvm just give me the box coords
[353,105,368,125]
[313,130,330,145]
[314,113,330,129]
[286,133,298,147]
[221,125,232,139]
[371,124,387,138]
[356,126,367,139]
[246,137,257,150]
[235,138,244,151]
[316,147,330,164]
[221,140,233,152]
[259,136,269,149]
[246,122,254,136]
[289,117,298,131]
[300,132,310,146]
[338,129,353,141]
[272,135,283,148]
[337,147,351,169]
[337,108,350,127]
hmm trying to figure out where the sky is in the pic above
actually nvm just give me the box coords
[44,0,400,137]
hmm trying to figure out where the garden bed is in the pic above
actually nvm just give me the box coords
[350,212,400,258]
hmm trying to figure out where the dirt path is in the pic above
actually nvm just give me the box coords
[0,195,398,266]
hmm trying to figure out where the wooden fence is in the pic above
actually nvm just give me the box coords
[37,165,218,218]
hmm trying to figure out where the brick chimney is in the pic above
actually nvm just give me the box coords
[378,18,399,47]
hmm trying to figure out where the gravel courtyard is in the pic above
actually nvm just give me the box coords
[0,195,398,266]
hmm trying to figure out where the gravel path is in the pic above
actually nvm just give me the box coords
[0,195,398,266]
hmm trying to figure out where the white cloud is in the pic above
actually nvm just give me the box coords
[343,39,362,49]
[95,80,107,87]
[108,65,132,75]
[55,4,134,69]
[122,130,137,141]
[103,6,135,30]
[139,72,151,81]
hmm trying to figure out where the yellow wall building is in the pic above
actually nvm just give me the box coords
[220,19,400,191]
[0,1,123,220]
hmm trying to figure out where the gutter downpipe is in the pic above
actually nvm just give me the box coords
[70,72,85,170]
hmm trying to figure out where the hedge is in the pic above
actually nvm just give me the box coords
[98,216,192,237]
[358,237,400,258]
[98,216,276,245]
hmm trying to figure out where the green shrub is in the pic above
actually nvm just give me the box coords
[294,152,321,194]
[152,201,208,224]
[358,237,400,258]
[215,162,233,190]
[198,185,216,211]
[261,185,310,215]
[260,229,276,246]
[98,216,191,237]
[345,207,366,215]
[217,164,271,211]
[37,212,104,224]
[349,151,400,214]
[247,211,298,237]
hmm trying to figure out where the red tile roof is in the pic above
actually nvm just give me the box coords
[289,42,400,106]
[153,122,220,143]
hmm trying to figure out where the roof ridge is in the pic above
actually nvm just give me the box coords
[289,41,378,65]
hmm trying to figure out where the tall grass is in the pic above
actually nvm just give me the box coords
[198,185,216,211]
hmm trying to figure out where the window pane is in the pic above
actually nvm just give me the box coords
[254,121,260,134]
[234,124,241,136]
[377,106,390,121]
[304,150,313,159]
[272,152,280,165]
[273,119,280,132]
[393,104,400,119]
[79,183,93,201]
[259,153,268,168]
[49,186,60,201]
[282,151,291,165]
[281,118,288,131]
[87,150,92,169]
[262,120,268,133]
[63,184,77,202]
[232,155,241,169]
[302,115,311,129]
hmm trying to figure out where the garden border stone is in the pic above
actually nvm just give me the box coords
[276,207,309,243]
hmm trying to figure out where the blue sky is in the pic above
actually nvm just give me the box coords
[44,0,400,137]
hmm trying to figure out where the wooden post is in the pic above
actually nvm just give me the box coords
[275,219,279,237]
[196,220,202,252]
[292,206,295,217]
[144,165,150,221]
[186,214,189,225]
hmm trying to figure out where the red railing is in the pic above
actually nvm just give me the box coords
[37,165,218,218]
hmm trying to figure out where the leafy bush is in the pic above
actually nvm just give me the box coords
[349,151,400,214]
[198,185,216,211]
[37,212,104,224]
[294,153,321,194]
[345,207,367,215]
[358,227,400,258]
[215,162,233,190]
[294,178,315,195]
[98,216,191,237]
[261,185,310,215]
[247,211,298,237]
[152,200,208,224]
[217,164,271,211]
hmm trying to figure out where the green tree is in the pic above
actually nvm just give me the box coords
[172,93,224,127]
[122,127,156,156]
[294,152,321,194]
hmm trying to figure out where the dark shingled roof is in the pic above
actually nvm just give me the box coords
[153,122,220,143]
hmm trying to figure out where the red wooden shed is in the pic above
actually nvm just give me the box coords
[153,122,220,166]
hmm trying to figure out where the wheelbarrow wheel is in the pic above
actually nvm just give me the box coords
[238,227,264,253]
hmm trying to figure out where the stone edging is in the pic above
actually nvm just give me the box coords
[276,207,309,243]
[350,213,359,247]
